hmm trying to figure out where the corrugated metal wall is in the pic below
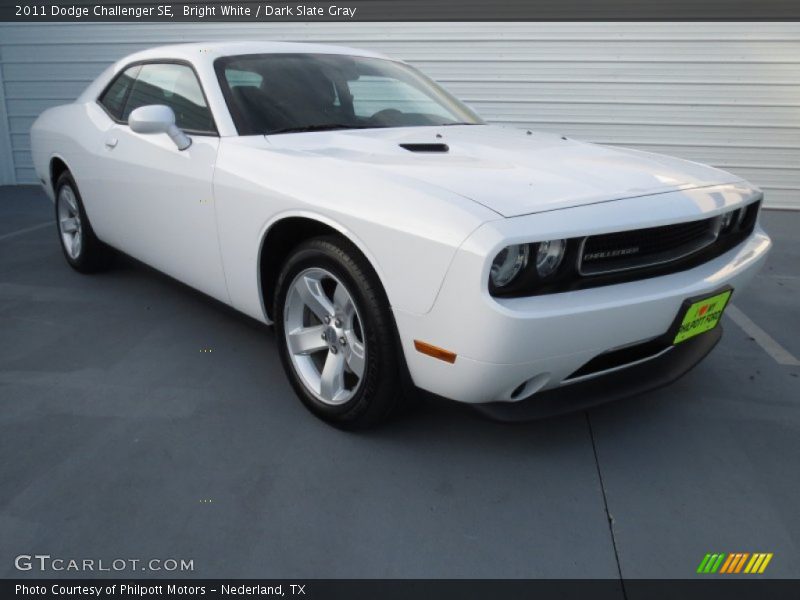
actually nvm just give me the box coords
[0,22,798,209]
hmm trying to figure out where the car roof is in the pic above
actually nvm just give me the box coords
[117,41,392,66]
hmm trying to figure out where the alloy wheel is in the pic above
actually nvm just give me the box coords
[283,267,367,405]
[57,185,83,260]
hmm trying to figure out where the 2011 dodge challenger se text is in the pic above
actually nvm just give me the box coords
[30,42,771,428]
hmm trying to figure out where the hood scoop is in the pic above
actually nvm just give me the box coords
[399,143,449,153]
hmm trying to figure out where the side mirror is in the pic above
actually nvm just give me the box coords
[128,105,192,151]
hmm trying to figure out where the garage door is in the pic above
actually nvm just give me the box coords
[0,22,798,209]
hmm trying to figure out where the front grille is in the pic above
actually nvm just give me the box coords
[579,218,718,275]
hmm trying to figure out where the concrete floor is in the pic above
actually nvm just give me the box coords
[1,186,798,587]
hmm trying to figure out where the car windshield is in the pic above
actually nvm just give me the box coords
[214,53,484,135]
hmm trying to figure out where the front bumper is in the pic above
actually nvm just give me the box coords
[394,226,771,405]
[472,324,722,420]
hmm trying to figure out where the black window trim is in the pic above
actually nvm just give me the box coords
[96,58,219,137]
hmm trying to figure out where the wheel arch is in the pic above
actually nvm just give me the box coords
[257,211,390,323]
[49,155,72,195]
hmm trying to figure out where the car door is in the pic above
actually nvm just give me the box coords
[92,62,229,304]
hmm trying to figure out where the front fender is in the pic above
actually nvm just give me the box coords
[212,136,497,321]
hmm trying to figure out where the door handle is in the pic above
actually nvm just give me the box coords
[104,137,118,149]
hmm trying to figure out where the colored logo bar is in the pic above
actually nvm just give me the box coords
[696,553,773,574]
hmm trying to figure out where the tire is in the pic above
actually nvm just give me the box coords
[273,236,406,429]
[54,171,112,273]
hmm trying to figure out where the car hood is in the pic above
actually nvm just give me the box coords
[264,125,744,217]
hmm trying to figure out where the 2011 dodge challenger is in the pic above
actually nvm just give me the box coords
[30,42,771,428]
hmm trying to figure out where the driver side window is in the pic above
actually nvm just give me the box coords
[122,63,216,134]
[98,63,217,134]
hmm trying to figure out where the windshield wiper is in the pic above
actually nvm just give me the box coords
[439,122,481,126]
[266,123,378,135]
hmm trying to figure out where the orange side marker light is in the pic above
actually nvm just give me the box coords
[414,340,457,364]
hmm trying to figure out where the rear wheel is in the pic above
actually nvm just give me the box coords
[55,172,112,273]
[274,236,406,429]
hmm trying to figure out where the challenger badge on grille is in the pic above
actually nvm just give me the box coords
[583,247,641,261]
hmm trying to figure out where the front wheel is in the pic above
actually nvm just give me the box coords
[274,236,406,429]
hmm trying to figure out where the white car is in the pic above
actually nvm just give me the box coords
[30,41,771,427]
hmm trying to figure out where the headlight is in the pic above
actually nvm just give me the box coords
[490,244,529,288]
[535,239,566,277]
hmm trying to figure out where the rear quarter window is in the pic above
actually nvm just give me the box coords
[98,65,140,120]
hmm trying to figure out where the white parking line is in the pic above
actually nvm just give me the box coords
[727,304,800,366]
[0,221,52,242]
[769,274,800,281]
